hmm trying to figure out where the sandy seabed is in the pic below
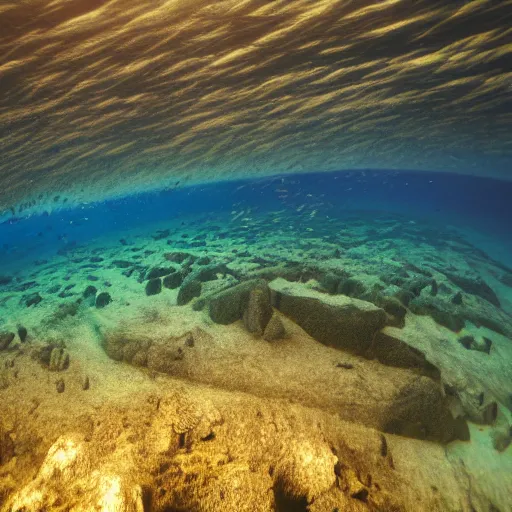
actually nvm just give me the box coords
[1,209,511,511]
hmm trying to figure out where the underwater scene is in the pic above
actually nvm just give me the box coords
[1,1,512,511]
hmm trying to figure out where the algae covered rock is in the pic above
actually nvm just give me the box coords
[370,331,440,378]
[24,292,42,307]
[444,271,500,307]
[0,332,15,351]
[145,277,162,296]
[17,326,28,342]
[95,291,112,308]
[177,278,202,305]
[208,279,269,325]
[263,313,286,342]
[243,287,273,335]
[163,271,184,289]
[83,285,97,299]
[383,376,468,443]
[269,278,386,355]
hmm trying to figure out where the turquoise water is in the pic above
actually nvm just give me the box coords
[1,169,511,510]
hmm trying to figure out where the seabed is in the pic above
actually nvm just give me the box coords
[0,178,511,511]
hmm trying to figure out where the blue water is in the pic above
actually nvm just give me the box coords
[1,170,511,270]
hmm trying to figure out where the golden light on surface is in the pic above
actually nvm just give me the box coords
[0,0,511,214]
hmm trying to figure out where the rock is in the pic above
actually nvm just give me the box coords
[189,263,231,283]
[49,347,70,371]
[338,278,366,298]
[444,272,500,308]
[317,272,341,294]
[263,312,286,341]
[409,298,465,332]
[451,292,463,305]
[183,332,194,347]
[374,295,407,328]
[146,267,174,280]
[247,264,320,284]
[457,335,492,354]
[102,332,152,364]
[17,326,28,342]
[145,278,162,296]
[5,435,144,511]
[112,259,134,268]
[490,406,512,452]
[95,292,112,308]
[52,301,80,321]
[275,439,337,503]
[243,288,273,335]
[55,378,65,393]
[498,272,512,287]
[404,277,432,297]
[177,278,202,305]
[164,251,195,264]
[208,279,269,325]
[0,332,15,351]
[409,294,511,336]
[269,278,387,355]
[163,272,184,289]
[394,289,415,307]
[24,292,42,307]
[147,343,185,373]
[383,376,468,442]
[369,332,440,378]
[0,275,12,286]
[83,285,97,298]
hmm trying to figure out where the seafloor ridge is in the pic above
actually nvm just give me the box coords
[0,202,511,511]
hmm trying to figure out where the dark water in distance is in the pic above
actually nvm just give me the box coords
[1,170,511,269]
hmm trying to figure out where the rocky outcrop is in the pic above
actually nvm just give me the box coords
[444,272,500,308]
[369,332,440,379]
[177,278,201,305]
[5,435,144,512]
[145,277,162,296]
[243,288,273,335]
[208,279,268,325]
[269,278,387,355]
[263,313,286,342]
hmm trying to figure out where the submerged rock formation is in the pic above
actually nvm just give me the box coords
[268,278,387,355]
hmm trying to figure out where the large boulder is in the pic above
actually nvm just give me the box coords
[177,278,202,305]
[208,279,269,325]
[369,331,440,379]
[243,288,273,335]
[444,272,500,308]
[268,278,386,355]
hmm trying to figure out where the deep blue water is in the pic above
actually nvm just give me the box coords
[1,170,511,269]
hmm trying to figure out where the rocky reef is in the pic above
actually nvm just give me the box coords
[0,210,511,510]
